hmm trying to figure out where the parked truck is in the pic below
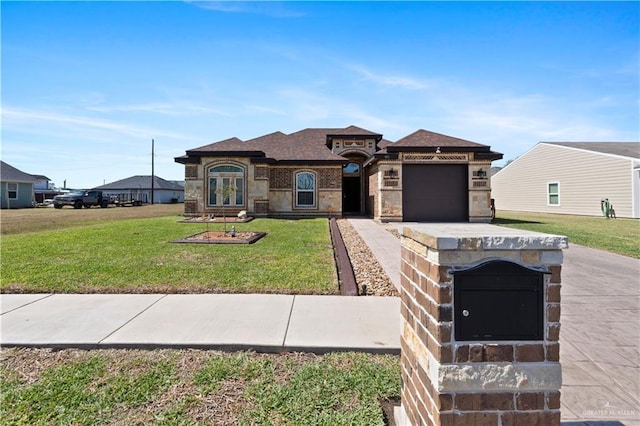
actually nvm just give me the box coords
[53,190,110,209]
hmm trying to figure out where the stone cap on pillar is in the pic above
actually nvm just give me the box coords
[400,223,568,251]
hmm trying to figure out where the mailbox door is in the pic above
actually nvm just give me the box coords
[454,261,544,341]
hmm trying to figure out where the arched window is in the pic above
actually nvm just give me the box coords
[343,162,360,176]
[295,171,316,207]
[208,164,245,207]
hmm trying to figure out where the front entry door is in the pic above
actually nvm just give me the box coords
[343,176,361,213]
[342,161,362,214]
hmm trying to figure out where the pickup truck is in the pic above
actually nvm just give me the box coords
[53,190,110,209]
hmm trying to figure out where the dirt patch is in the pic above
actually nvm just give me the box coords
[173,231,266,244]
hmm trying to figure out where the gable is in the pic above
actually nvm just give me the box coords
[542,142,640,160]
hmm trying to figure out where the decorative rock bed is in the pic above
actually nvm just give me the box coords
[336,219,399,297]
[179,216,254,224]
[173,231,266,244]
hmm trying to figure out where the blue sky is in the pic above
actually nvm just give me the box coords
[2,1,638,189]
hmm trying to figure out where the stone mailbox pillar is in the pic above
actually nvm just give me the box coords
[396,224,567,426]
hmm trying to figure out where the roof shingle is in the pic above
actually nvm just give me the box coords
[542,142,640,160]
[177,126,503,163]
[0,161,37,183]
[391,129,489,149]
[94,175,185,191]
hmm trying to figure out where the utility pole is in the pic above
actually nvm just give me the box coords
[151,139,155,204]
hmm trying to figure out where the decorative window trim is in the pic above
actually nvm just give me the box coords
[207,163,246,208]
[547,182,560,206]
[294,170,317,209]
[402,153,468,163]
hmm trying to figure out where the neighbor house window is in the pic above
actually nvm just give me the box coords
[295,171,316,207]
[208,165,245,207]
[548,182,560,206]
[7,183,17,199]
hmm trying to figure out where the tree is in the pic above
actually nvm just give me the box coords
[215,184,237,235]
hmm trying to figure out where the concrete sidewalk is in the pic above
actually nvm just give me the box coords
[0,294,401,354]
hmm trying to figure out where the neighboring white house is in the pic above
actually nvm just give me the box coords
[492,142,640,219]
[94,175,184,204]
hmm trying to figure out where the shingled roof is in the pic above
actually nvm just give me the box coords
[245,131,335,162]
[177,126,382,164]
[0,161,37,183]
[94,175,185,191]
[541,142,640,160]
[387,129,503,160]
[176,126,503,164]
[390,129,489,150]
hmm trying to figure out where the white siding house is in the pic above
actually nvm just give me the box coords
[492,142,640,219]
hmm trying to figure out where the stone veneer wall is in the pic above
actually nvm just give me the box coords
[182,159,341,217]
[398,224,567,426]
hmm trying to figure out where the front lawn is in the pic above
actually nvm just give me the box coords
[0,348,400,425]
[494,211,640,259]
[0,217,338,294]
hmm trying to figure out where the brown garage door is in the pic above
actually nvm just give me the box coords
[402,164,468,222]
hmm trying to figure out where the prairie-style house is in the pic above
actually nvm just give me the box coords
[175,126,502,222]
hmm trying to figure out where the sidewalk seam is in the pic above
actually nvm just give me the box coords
[0,293,54,316]
[97,294,168,345]
[281,295,296,348]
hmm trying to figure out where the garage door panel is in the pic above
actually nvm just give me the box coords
[403,165,468,222]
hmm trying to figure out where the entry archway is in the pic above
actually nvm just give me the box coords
[342,154,367,215]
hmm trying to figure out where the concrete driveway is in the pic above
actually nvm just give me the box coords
[559,244,639,425]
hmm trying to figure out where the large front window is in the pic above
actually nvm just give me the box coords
[296,171,316,207]
[208,165,245,207]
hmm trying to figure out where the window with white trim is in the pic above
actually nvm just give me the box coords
[295,171,316,207]
[208,165,245,207]
[7,183,17,199]
[547,182,560,206]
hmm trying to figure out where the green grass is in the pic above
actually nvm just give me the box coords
[0,349,401,425]
[494,211,640,259]
[0,217,338,294]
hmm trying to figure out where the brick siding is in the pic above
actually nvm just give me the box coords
[399,227,564,426]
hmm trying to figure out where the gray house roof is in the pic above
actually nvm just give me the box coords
[94,175,184,191]
[542,142,640,160]
[0,161,37,183]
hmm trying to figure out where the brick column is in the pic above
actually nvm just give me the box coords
[397,224,567,426]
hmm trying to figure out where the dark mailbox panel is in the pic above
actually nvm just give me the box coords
[454,260,545,341]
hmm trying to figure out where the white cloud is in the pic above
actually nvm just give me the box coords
[86,102,232,117]
[186,1,305,18]
[2,107,193,141]
[345,64,435,90]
